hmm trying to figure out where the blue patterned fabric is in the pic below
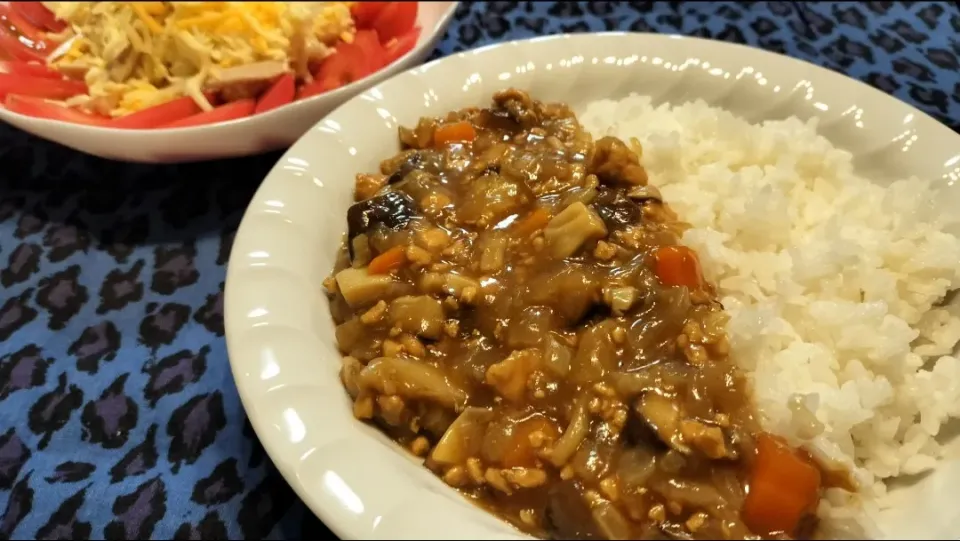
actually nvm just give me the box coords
[0,2,957,539]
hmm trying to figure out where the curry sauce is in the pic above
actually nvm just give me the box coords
[326,89,842,540]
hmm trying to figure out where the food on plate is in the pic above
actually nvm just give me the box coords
[0,2,420,128]
[579,94,960,533]
[325,89,883,539]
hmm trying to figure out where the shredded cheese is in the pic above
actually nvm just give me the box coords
[131,3,163,34]
[43,1,356,116]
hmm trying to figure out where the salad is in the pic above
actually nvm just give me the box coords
[0,2,421,128]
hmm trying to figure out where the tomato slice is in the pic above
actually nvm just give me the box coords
[351,29,387,74]
[110,96,203,129]
[0,27,45,62]
[296,74,331,100]
[0,60,62,79]
[297,28,390,100]
[254,73,295,115]
[383,26,421,65]
[12,2,66,33]
[0,4,50,51]
[351,1,388,29]
[4,94,109,126]
[372,2,418,44]
[0,72,85,99]
[161,99,255,129]
[299,41,368,99]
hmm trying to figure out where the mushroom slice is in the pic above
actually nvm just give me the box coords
[346,190,417,260]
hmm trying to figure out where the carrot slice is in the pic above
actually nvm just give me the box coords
[654,245,703,289]
[511,208,550,238]
[161,99,254,129]
[254,73,295,115]
[742,433,822,537]
[367,245,406,275]
[433,121,476,145]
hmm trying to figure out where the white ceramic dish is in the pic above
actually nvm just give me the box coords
[224,33,960,540]
[0,1,457,163]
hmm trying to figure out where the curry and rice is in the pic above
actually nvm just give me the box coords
[323,89,960,539]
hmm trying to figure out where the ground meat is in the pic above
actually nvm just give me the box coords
[328,90,839,541]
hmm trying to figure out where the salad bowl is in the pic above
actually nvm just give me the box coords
[0,1,458,163]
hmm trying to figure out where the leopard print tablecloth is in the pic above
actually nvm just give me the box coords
[1,2,957,539]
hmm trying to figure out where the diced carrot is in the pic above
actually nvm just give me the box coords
[654,245,703,289]
[367,245,406,275]
[742,433,823,537]
[499,414,561,468]
[433,121,476,146]
[511,208,551,238]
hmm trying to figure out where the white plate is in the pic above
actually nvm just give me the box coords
[0,1,457,163]
[224,33,960,540]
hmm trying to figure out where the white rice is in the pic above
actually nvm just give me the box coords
[579,94,960,535]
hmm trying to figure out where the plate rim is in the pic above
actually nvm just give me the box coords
[224,31,960,541]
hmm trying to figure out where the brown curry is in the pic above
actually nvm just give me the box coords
[325,89,840,540]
